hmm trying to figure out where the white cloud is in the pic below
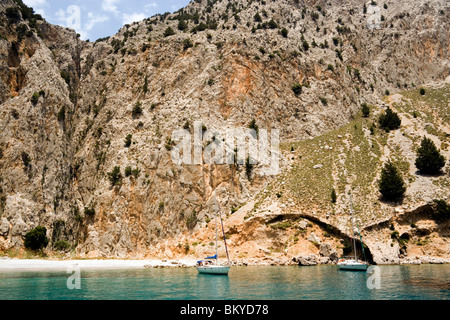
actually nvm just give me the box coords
[144,2,158,13]
[145,2,158,9]
[102,0,121,15]
[122,12,146,25]
[23,0,48,7]
[85,12,110,31]
[55,5,81,31]
[55,6,109,40]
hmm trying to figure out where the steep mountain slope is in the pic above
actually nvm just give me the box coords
[0,0,448,263]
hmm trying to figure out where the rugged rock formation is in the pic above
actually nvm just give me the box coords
[0,0,448,263]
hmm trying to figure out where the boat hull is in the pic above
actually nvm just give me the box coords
[196,265,230,275]
[338,261,369,271]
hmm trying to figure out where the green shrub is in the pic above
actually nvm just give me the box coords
[248,119,259,134]
[107,166,122,186]
[57,106,66,122]
[419,88,426,96]
[353,68,361,81]
[280,28,288,38]
[84,206,95,216]
[54,240,70,252]
[165,137,175,151]
[125,166,132,177]
[13,0,38,21]
[415,137,446,175]
[379,107,401,130]
[131,168,141,178]
[178,19,188,31]
[31,92,39,105]
[378,160,406,201]
[302,40,310,51]
[319,97,328,106]
[186,211,198,229]
[331,189,337,203]
[292,83,302,96]
[124,134,132,148]
[266,19,278,29]
[6,7,21,23]
[361,103,370,117]
[21,151,31,168]
[270,220,292,230]
[163,26,175,37]
[132,102,143,118]
[60,70,70,85]
[24,226,49,251]
[183,38,193,50]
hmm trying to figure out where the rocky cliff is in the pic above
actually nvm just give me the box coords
[0,0,448,264]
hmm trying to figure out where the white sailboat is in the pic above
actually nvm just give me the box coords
[196,192,231,276]
[338,193,369,271]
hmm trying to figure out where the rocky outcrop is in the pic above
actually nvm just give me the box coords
[319,243,339,262]
[293,254,318,266]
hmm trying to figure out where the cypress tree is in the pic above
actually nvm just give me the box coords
[378,107,401,130]
[378,160,406,201]
[331,189,337,203]
[415,137,446,175]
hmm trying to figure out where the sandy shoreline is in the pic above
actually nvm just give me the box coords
[1,256,448,271]
[0,258,198,271]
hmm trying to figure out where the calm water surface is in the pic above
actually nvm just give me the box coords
[0,265,448,300]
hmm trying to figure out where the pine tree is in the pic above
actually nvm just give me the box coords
[361,103,370,117]
[378,107,401,130]
[378,160,406,201]
[415,137,446,175]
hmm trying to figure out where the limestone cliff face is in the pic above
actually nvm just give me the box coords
[0,0,448,261]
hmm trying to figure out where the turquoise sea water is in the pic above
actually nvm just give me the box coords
[0,265,448,300]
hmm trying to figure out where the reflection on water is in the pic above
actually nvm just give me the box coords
[403,279,450,291]
[0,265,448,300]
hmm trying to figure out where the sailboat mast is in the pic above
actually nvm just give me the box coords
[215,191,231,264]
[215,203,218,264]
[350,193,357,261]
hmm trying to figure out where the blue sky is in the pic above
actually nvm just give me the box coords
[23,0,191,41]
